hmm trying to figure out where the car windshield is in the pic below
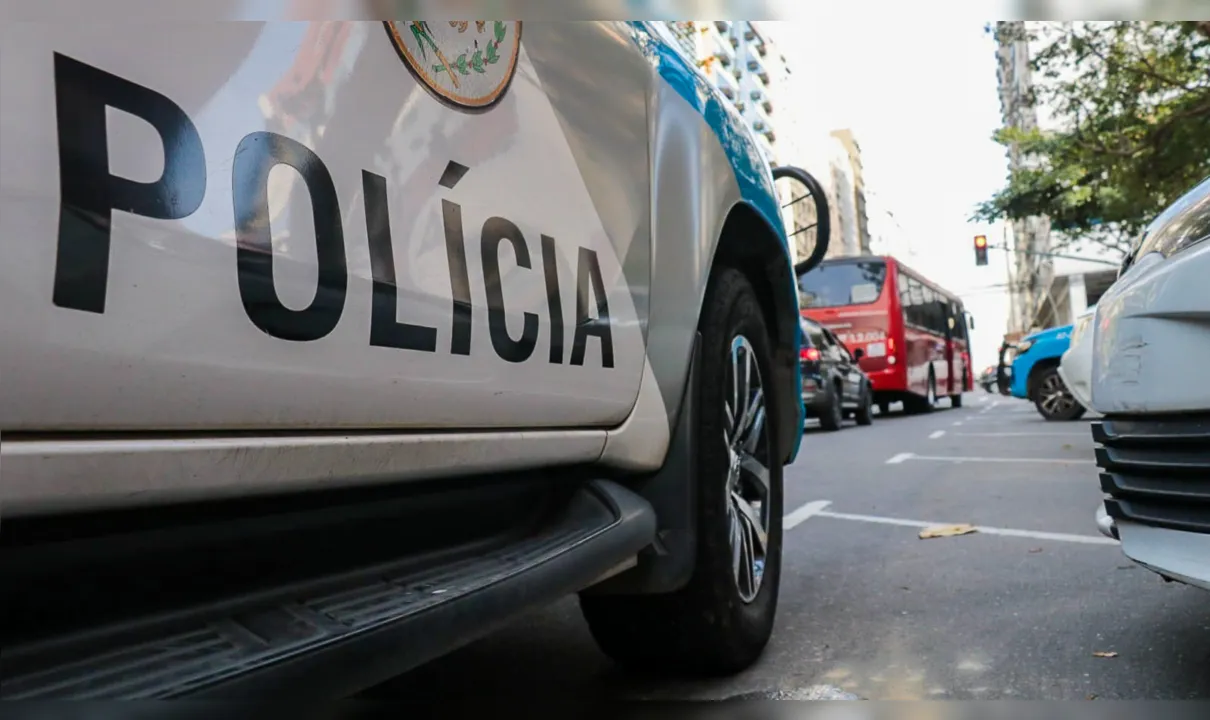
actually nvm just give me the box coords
[797,260,887,309]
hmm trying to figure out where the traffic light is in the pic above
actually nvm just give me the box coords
[974,234,989,266]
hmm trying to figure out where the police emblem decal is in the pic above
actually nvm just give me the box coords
[385,21,523,110]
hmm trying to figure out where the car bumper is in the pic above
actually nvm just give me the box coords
[801,374,825,411]
[1112,520,1210,591]
[1092,415,1210,591]
[1056,353,1091,411]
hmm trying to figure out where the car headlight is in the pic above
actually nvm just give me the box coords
[1015,339,1034,354]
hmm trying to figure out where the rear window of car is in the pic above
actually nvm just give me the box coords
[800,319,825,348]
[797,260,887,309]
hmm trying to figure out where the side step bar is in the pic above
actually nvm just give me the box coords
[2,480,656,700]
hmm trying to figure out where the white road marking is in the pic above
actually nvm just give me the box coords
[928,430,946,439]
[952,421,964,426]
[784,500,833,530]
[898,454,1094,465]
[955,431,1088,438]
[810,508,1118,546]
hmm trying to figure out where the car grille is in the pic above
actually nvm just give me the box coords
[1094,416,1210,535]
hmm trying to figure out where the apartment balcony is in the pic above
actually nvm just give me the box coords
[708,32,734,67]
[713,65,740,101]
[714,21,731,34]
[751,118,775,144]
[745,51,769,85]
[749,88,773,115]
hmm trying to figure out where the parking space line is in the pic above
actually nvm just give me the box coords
[952,421,963,426]
[894,454,1094,465]
[954,431,1088,438]
[784,500,1118,546]
[784,500,832,530]
[810,508,1119,546]
[928,430,946,439]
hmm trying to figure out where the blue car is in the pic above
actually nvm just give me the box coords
[1009,324,1086,421]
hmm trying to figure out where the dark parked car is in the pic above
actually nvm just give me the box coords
[799,317,874,431]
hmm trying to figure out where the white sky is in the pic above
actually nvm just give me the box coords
[766,19,1014,370]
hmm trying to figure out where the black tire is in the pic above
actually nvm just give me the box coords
[878,401,890,416]
[950,393,963,408]
[818,382,843,432]
[905,372,937,415]
[855,384,874,426]
[579,267,783,676]
[1031,365,1086,421]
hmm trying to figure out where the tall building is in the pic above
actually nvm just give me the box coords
[823,136,859,258]
[691,21,780,161]
[829,129,872,255]
[661,21,820,266]
[995,21,1054,334]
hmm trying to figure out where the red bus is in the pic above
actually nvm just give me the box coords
[797,255,975,414]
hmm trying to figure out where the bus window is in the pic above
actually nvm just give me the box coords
[798,260,888,308]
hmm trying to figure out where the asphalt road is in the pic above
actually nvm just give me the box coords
[368,394,1210,703]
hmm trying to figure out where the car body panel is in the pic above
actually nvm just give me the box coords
[1009,324,1072,400]
[0,20,802,513]
[0,21,649,432]
[1058,306,1095,411]
[1091,178,1210,414]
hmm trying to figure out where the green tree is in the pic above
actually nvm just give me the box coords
[974,21,1210,258]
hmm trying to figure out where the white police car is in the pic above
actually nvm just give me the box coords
[1090,176,1210,591]
[0,20,830,698]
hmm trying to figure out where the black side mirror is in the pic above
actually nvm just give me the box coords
[853,348,864,361]
[967,313,976,330]
[772,166,832,276]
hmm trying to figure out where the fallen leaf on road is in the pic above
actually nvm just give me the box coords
[1029,547,1043,553]
[1092,651,1118,658]
[918,524,977,539]
[1063,444,1073,450]
[1087,694,1098,700]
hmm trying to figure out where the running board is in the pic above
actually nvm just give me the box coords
[1,480,656,700]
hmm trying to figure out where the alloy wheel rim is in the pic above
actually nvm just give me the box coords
[723,335,772,604]
[1040,374,1076,415]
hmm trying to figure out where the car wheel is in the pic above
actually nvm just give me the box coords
[905,372,937,414]
[877,401,890,416]
[1031,366,1086,421]
[579,267,782,676]
[950,392,963,408]
[818,382,843,432]
[854,384,874,426]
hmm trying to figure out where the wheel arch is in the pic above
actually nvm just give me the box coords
[710,199,802,466]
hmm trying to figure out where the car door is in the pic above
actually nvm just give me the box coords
[0,21,651,431]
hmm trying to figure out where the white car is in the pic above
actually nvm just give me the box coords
[1057,305,1095,412]
[0,20,831,698]
[1090,176,1210,591]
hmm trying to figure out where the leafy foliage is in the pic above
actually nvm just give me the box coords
[974,22,1210,256]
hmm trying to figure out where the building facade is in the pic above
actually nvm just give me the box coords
[994,21,1055,334]
[829,129,872,255]
[661,22,877,266]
